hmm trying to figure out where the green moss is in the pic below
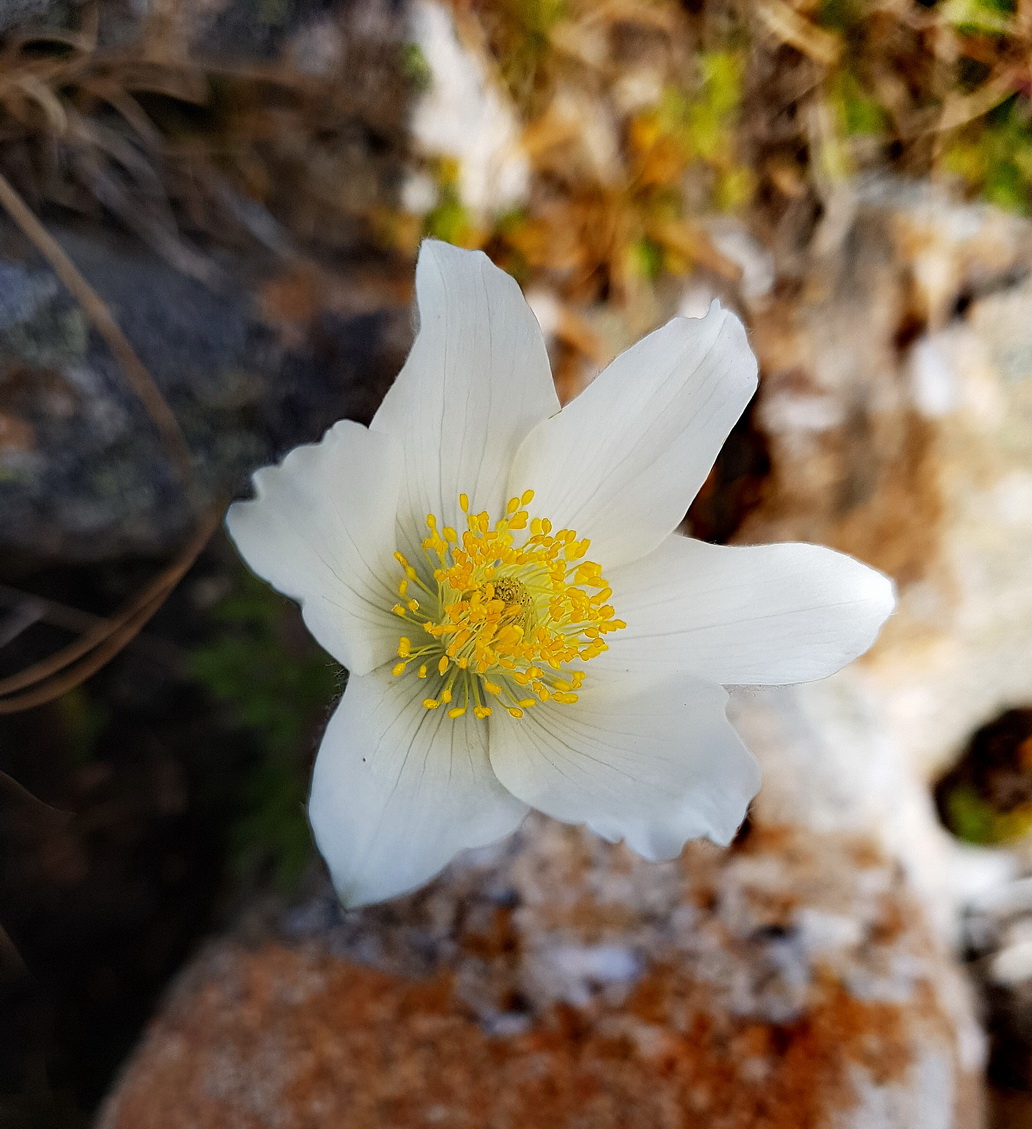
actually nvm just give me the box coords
[630,236,664,281]
[943,95,1032,213]
[422,160,478,245]
[56,686,110,765]
[489,0,568,108]
[833,71,888,136]
[189,569,341,887]
[664,51,745,165]
[944,783,1032,844]
[714,165,754,211]
[946,0,1015,33]
[818,0,864,31]
[5,305,89,369]
[648,55,749,214]
[424,191,474,246]
[401,42,433,95]
[700,50,744,121]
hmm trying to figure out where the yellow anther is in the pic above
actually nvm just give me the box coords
[392,662,406,677]
[391,490,621,720]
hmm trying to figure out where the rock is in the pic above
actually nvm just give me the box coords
[97,816,983,1129]
[741,179,1032,787]
[724,180,1032,923]
[0,222,410,566]
[0,0,70,33]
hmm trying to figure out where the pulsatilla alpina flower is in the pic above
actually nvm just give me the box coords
[227,240,895,908]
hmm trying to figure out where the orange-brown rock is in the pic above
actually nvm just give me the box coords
[98,817,983,1129]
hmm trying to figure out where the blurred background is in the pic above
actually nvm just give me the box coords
[2,0,1032,1126]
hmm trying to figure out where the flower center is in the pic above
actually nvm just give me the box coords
[390,491,624,720]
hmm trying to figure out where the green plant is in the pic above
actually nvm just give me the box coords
[189,569,342,887]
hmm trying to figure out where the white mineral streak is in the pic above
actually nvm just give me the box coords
[407,0,528,214]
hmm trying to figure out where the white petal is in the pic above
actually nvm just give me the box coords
[226,420,403,676]
[371,240,559,553]
[507,302,757,569]
[310,667,529,908]
[599,536,896,686]
[488,672,759,858]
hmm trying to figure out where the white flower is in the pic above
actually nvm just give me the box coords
[227,240,895,908]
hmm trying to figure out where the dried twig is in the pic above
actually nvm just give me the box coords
[0,583,183,665]
[0,507,220,714]
[754,0,841,68]
[0,167,220,711]
[0,169,197,492]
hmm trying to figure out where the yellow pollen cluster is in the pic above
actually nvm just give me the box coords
[390,491,624,719]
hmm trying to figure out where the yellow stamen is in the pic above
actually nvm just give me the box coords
[389,492,623,721]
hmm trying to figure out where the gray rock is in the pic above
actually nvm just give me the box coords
[0,222,409,565]
[0,0,65,32]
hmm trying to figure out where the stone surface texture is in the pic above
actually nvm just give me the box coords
[732,180,1032,936]
[0,223,411,565]
[97,817,982,1129]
